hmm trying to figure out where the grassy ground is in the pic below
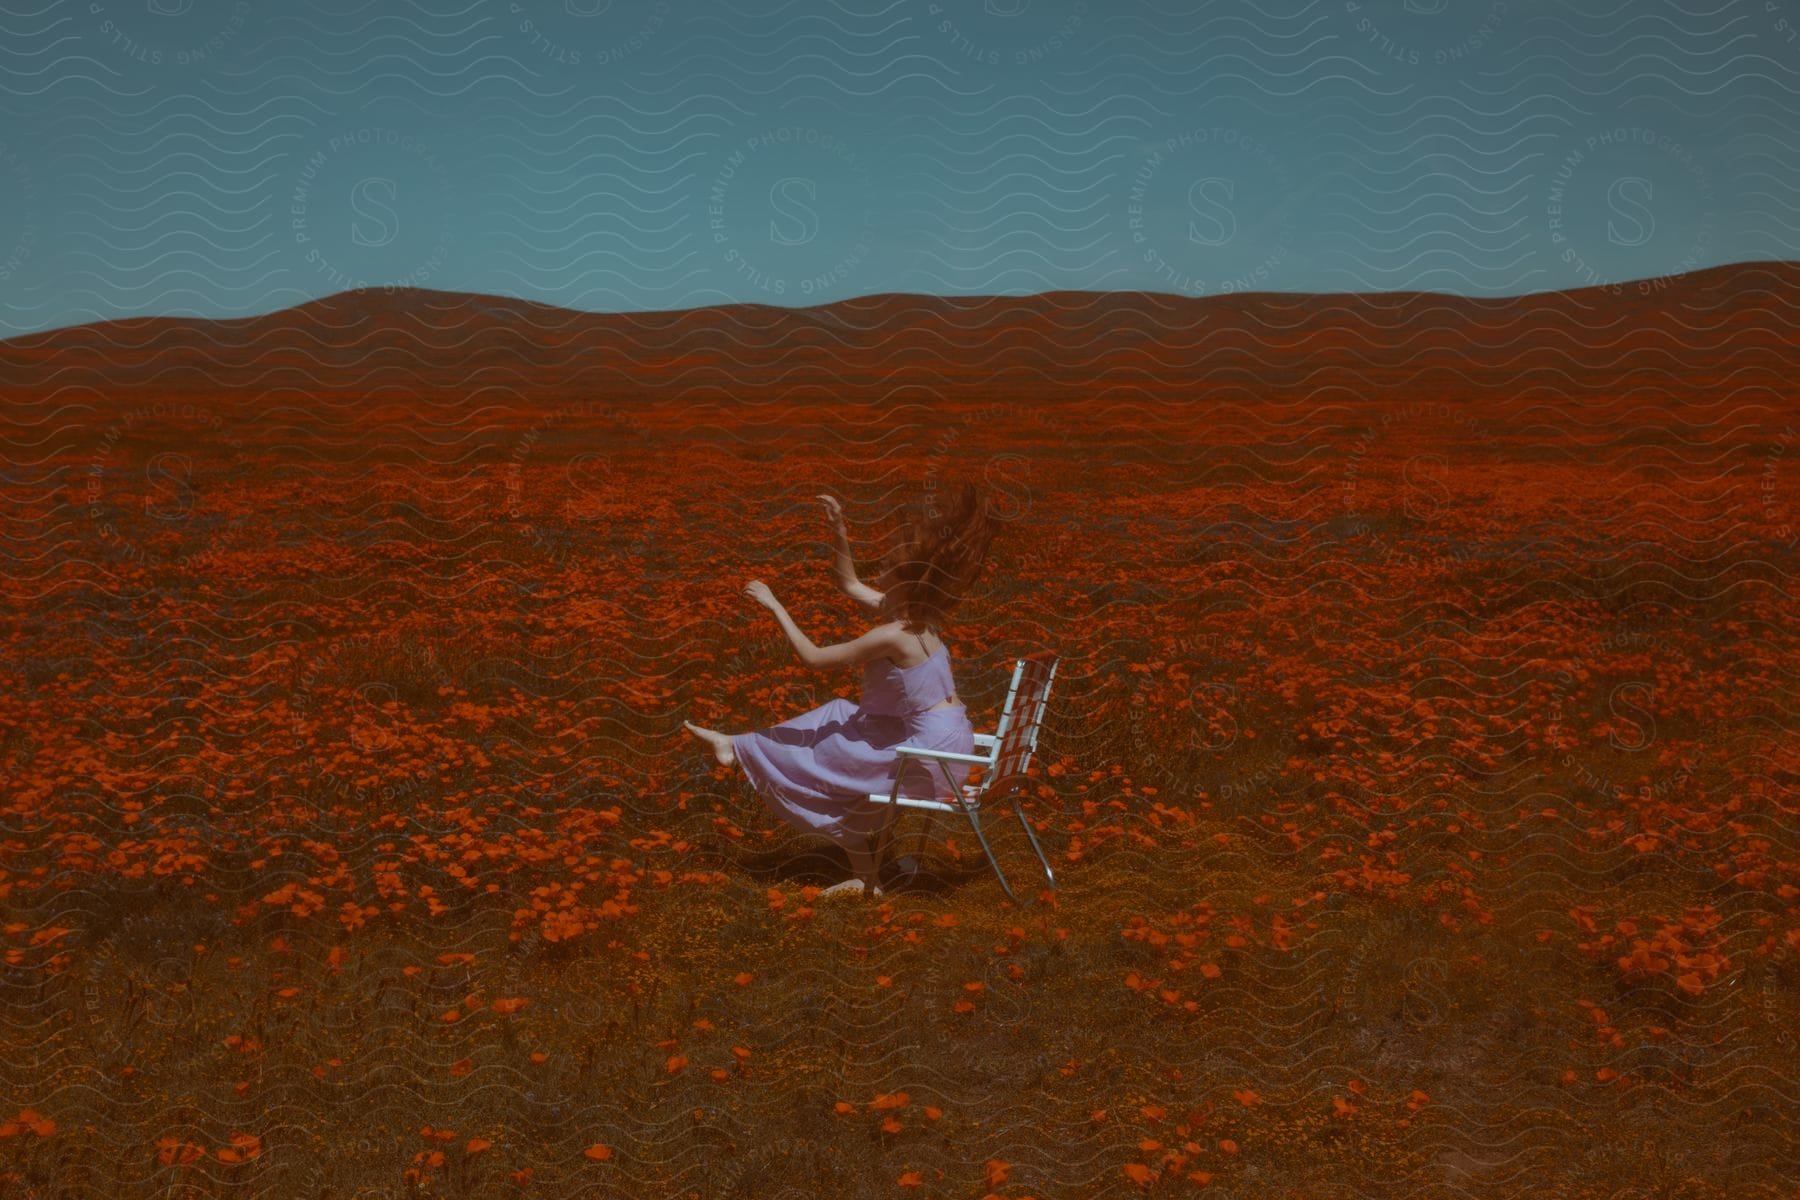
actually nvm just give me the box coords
[2,325,1797,1198]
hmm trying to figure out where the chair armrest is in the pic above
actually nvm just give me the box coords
[894,745,992,766]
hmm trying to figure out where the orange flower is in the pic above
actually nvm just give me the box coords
[217,1137,259,1163]
[2,1109,55,1139]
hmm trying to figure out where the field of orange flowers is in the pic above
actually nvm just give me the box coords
[2,273,1798,1197]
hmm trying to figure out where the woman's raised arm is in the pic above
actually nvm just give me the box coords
[744,579,897,670]
[818,493,885,612]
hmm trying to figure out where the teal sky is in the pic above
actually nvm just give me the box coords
[0,0,1793,336]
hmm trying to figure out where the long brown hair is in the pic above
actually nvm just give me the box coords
[876,482,1001,631]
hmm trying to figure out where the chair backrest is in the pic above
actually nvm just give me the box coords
[981,650,1058,797]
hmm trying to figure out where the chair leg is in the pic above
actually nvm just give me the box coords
[868,805,902,877]
[961,805,1015,902]
[910,811,935,859]
[1014,804,1056,891]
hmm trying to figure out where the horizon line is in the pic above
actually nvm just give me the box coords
[9,257,1795,344]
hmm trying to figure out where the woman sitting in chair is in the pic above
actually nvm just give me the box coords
[684,482,1000,898]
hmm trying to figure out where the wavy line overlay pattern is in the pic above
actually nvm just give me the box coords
[2,1,1799,1197]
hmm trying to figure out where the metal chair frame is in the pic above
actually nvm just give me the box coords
[865,650,1059,900]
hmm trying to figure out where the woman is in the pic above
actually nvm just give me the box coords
[683,483,1000,898]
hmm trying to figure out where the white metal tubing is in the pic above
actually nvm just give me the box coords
[888,746,992,767]
[867,654,1057,894]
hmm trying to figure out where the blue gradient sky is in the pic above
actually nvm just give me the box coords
[0,0,1795,335]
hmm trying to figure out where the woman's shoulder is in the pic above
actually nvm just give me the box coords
[861,621,910,656]
[864,621,930,667]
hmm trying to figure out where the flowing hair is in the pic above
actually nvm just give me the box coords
[875,482,1001,630]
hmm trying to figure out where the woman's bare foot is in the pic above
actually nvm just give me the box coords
[820,876,882,899]
[683,721,735,767]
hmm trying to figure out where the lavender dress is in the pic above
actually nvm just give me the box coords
[731,639,976,852]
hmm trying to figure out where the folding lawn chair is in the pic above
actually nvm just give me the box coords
[866,650,1059,900]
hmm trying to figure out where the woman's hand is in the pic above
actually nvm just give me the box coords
[743,579,778,610]
[817,493,847,533]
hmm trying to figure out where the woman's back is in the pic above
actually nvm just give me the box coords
[861,640,960,718]
[860,629,964,712]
